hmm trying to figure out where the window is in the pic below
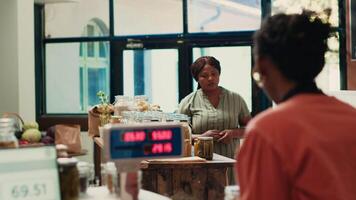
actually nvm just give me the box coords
[79,20,110,112]
[35,0,346,130]
[272,0,342,91]
[113,0,183,35]
[123,49,179,112]
[188,0,262,32]
[45,20,109,114]
[44,0,109,38]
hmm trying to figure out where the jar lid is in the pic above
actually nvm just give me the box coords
[225,185,240,195]
[111,115,122,120]
[105,162,117,172]
[77,161,89,167]
[56,144,68,151]
[57,157,78,166]
[77,161,90,174]
[0,118,16,124]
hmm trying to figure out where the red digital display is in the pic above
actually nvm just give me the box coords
[144,142,173,155]
[150,130,173,141]
[122,131,146,142]
[110,125,182,159]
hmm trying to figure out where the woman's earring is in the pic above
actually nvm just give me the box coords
[252,72,263,88]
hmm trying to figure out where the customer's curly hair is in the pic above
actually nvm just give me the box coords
[253,10,332,83]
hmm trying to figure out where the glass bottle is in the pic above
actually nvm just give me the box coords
[0,117,19,148]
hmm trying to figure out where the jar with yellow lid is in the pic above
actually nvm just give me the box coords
[194,136,213,160]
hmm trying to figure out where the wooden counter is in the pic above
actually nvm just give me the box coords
[93,137,236,200]
[140,154,235,200]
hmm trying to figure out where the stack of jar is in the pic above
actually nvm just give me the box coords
[113,95,133,117]
[101,162,118,194]
[58,158,80,200]
[57,157,94,200]
[113,95,161,120]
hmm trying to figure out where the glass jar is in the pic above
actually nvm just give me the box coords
[164,113,175,122]
[77,161,91,194]
[121,111,131,124]
[174,114,192,157]
[58,158,79,200]
[150,111,162,122]
[110,115,122,124]
[104,162,118,194]
[87,163,95,186]
[194,136,213,160]
[225,185,240,200]
[141,112,152,123]
[0,118,19,149]
[56,144,68,158]
[114,95,132,116]
[134,95,149,112]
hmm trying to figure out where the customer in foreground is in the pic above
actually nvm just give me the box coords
[236,10,356,200]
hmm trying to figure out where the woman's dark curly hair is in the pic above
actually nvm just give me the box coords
[191,56,221,81]
[253,10,332,83]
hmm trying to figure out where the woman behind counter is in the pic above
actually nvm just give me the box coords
[178,56,251,184]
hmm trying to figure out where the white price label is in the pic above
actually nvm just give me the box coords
[2,179,56,200]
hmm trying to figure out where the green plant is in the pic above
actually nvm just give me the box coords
[97,91,109,105]
[96,91,112,126]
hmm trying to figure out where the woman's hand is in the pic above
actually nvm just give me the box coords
[217,130,234,144]
[217,128,246,144]
[201,129,221,140]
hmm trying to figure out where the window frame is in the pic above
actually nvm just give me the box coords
[34,0,346,130]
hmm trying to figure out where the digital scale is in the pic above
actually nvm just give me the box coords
[103,122,184,200]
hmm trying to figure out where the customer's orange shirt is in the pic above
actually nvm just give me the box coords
[236,94,356,200]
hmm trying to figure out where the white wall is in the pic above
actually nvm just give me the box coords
[0,0,20,115]
[0,0,93,164]
[0,0,36,122]
[17,0,36,121]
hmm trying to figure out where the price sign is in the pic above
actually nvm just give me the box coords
[2,180,56,200]
[0,147,61,200]
[104,123,183,161]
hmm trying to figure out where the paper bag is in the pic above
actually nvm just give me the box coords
[55,124,82,154]
[88,106,101,138]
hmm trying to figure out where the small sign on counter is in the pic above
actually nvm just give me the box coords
[0,147,61,200]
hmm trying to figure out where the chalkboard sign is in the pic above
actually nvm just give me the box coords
[352,0,356,59]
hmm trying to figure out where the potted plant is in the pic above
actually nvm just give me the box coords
[96,91,113,137]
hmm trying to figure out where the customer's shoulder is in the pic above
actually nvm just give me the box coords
[247,104,295,131]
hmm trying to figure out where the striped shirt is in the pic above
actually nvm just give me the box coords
[178,86,250,184]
